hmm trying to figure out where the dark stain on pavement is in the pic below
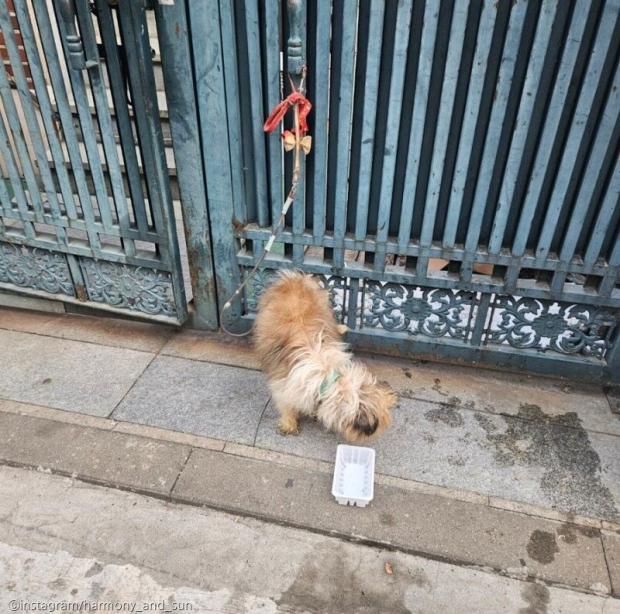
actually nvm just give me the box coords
[556,520,600,545]
[85,562,103,578]
[473,412,497,433]
[34,420,66,438]
[526,530,559,564]
[447,454,466,467]
[424,404,464,428]
[475,403,618,520]
[47,577,67,590]
[410,567,431,588]
[432,378,449,396]
[277,544,411,614]
[519,582,550,614]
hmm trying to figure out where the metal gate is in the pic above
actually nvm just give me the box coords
[0,0,186,324]
[186,0,620,382]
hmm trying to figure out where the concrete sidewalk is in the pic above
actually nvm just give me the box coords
[2,466,619,614]
[1,306,619,601]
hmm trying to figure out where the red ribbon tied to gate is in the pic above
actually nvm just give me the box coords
[263,91,312,137]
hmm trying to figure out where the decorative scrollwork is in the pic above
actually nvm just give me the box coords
[80,259,177,317]
[244,268,278,312]
[485,296,617,359]
[363,281,474,339]
[0,242,75,296]
[317,275,346,322]
[243,269,348,320]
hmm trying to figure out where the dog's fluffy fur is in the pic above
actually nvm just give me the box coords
[254,271,395,442]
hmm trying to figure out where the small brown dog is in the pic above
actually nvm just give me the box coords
[254,271,395,442]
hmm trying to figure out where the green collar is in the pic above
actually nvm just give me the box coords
[319,370,341,398]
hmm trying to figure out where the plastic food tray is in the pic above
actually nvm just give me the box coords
[331,444,375,507]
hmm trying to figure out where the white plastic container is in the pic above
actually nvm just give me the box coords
[331,444,375,507]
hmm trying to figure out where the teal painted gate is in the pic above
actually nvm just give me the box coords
[0,0,187,324]
[181,0,620,382]
[1,1,619,382]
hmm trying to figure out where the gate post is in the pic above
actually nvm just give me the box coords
[154,0,218,330]
[607,337,620,383]
[187,0,247,333]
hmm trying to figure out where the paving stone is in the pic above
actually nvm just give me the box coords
[0,329,153,416]
[0,307,173,352]
[603,532,620,597]
[162,329,260,370]
[173,448,611,592]
[363,353,620,436]
[256,396,620,523]
[112,355,269,444]
[0,411,189,494]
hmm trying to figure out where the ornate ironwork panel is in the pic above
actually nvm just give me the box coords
[80,259,177,318]
[0,242,74,297]
[485,296,617,360]
[363,282,475,341]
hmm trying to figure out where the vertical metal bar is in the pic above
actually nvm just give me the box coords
[53,0,114,233]
[190,0,243,328]
[74,0,135,257]
[416,1,469,277]
[311,0,330,242]
[245,0,269,228]
[0,3,66,232]
[488,0,559,254]
[0,170,13,220]
[155,0,219,330]
[95,0,149,237]
[0,112,35,238]
[219,1,245,225]
[373,0,415,271]
[264,0,283,228]
[0,44,48,223]
[354,0,384,242]
[117,1,187,321]
[550,69,620,293]
[470,293,492,347]
[442,2,497,248]
[346,277,359,330]
[536,5,619,261]
[584,156,620,266]
[8,2,77,229]
[599,236,620,296]
[332,0,358,269]
[287,0,306,265]
[33,0,100,251]
[461,0,528,281]
[506,0,593,288]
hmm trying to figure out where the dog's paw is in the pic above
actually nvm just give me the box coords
[337,324,349,335]
[278,421,300,436]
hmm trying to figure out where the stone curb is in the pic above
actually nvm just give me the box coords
[1,399,617,533]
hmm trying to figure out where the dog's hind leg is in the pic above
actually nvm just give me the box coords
[277,405,301,436]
